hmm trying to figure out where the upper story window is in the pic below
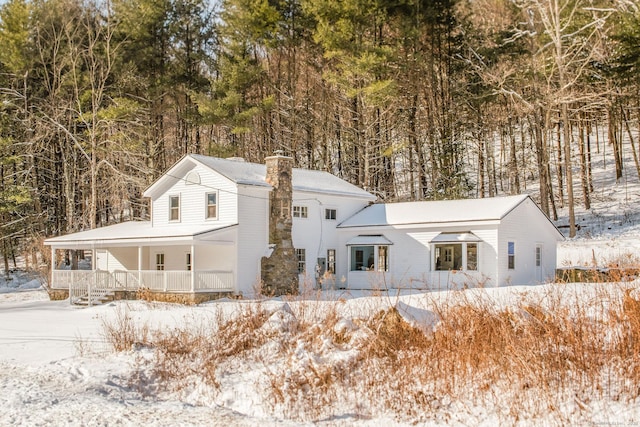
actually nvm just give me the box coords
[206,192,218,219]
[169,195,180,221]
[293,205,308,218]
[325,208,337,220]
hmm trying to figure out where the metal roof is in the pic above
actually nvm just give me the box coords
[339,195,531,227]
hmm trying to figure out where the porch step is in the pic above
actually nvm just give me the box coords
[72,289,115,306]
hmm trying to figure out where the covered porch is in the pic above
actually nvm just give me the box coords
[44,222,239,304]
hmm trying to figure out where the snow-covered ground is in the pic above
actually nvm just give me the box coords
[1,282,640,426]
[1,150,639,426]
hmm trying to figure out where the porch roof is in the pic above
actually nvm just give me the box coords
[346,235,394,246]
[430,232,482,243]
[44,221,238,249]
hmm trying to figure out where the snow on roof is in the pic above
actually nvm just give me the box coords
[44,221,237,247]
[338,194,531,228]
[190,154,375,199]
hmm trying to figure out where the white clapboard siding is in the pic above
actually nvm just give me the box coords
[499,198,559,285]
[235,185,269,295]
[292,192,373,278]
[152,162,238,227]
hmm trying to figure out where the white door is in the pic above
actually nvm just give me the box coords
[95,249,108,270]
[535,245,543,282]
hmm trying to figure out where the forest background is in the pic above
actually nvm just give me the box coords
[1,0,640,270]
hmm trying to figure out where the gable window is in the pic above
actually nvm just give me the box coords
[293,206,308,218]
[156,253,165,271]
[185,171,200,185]
[296,248,306,273]
[206,192,218,219]
[169,195,180,221]
[327,249,336,274]
[508,241,515,269]
[325,209,337,220]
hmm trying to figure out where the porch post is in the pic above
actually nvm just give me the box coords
[137,246,142,290]
[50,246,56,288]
[190,244,195,292]
[462,243,467,271]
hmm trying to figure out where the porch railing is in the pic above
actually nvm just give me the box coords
[52,269,234,300]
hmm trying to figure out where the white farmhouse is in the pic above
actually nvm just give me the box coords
[45,154,563,303]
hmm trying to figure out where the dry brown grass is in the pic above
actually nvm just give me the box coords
[102,283,640,424]
[101,305,149,352]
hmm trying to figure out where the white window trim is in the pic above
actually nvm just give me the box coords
[296,248,306,273]
[169,194,181,222]
[349,245,389,272]
[431,242,479,272]
[324,208,337,221]
[293,205,308,219]
[205,191,219,220]
[155,253,165,271]
[507,241,516,270]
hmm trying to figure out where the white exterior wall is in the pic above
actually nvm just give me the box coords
[145,244,235,271]
[236,186,270,296]
[337,225,499,289]
[292,192,371,281]
[151,162,238,227]
[471,228,499,286]
[96,248,138,271]
[498,199,560,286]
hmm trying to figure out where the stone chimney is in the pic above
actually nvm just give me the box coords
[260,153,299,295]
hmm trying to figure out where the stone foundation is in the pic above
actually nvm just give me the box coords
[556,267,639,283]
[47,288,237,304]
[114,290,238,305]
[47,288,70,301]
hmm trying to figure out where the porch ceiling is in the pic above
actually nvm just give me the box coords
[44,221,238,249]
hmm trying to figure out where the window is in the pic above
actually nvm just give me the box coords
[434,244,462,270]
[186,253,192,271]
[156,253,165,271]
[535,246,542,267]
[378,246,389,272]
[169,195,180,221]
[296,248,306,273]
[325,209,337,220]
[508,241,515,269]
[206,192,218,219]
[350,246,388,271]
[293,206,308,218]
[185,171,200,185]
[467,244,478,271]
[434,243,478,271]
[327,249,336,274]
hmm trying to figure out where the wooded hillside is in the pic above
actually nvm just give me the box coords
[1,0,640,266]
